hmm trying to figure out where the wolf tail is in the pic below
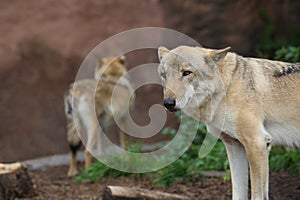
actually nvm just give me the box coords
[64,84,74,120]
[64,83,82,154]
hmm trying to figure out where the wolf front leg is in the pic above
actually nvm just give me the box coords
[119,121,129,150]
[120,131,129,150]
[220,134,249,200]
[237,113,270,200]
[85,150,92,168]
[244,140,269,200]
[81,116,101,168]
[85,125,104,168]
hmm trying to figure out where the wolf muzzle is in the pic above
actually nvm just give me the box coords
[163,98,178,112]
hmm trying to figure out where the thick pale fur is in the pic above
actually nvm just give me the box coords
[158,46,300,200]
[64,57,134,176]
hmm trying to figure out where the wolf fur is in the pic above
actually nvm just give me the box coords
[158,45,300,200]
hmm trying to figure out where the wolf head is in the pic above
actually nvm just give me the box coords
[94,56,127,80]
[157,46,230,112]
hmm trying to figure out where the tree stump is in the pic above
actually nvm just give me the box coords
[0,162,36,199]
[102,186,189,200]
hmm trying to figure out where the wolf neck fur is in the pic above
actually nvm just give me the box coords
[217,52,241,90]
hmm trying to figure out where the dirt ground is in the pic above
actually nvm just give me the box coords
[21,165,300,200]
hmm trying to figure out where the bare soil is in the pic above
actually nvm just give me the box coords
[20,165,300,200]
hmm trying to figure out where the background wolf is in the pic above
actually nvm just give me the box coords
[64,56,135,176]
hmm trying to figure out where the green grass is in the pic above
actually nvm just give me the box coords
[74,161,130,183]
[75,113,230,186]
[255,8,300,59]
[275,46,300,63]
[269,147,300,174]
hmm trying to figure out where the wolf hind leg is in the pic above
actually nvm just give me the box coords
[67,120,81,176]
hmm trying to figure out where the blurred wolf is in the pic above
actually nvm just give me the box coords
[158,46,300,200]
[64,56,135,176]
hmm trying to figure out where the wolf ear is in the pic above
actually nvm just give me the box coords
[94,58,103,79]
[210,47,231,62]
[158,46,170,61]
[97,58,104,68]
[118,55,126,65]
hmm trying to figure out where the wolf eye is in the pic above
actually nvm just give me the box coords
[161,72,166,79]
[182,70,192,76]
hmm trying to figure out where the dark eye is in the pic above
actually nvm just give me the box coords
[182,70,192,76]
[161,72,166,79]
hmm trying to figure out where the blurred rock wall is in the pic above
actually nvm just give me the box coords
[0,0,299,161]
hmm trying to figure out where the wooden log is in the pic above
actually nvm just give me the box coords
[0,162,36,199]
[102,185,189,200]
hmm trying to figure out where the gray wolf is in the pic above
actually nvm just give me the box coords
[64,56,135,176]
[158,45,300,200]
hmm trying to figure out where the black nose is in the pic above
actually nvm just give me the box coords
[164,98,176,111]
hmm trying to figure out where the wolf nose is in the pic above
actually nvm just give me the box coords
[164,98,176,111]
